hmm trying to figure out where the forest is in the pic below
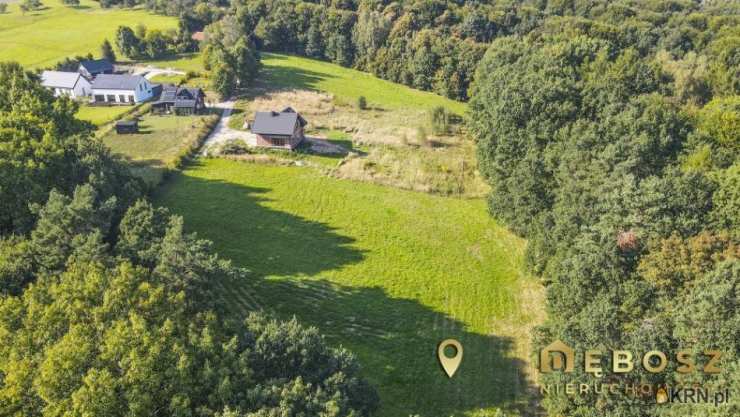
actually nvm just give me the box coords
[100,0,739,102]
[467,1,739,416]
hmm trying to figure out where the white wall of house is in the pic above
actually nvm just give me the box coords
[46,76,91,99]
[72,77,92,98]
[92,78,153,104]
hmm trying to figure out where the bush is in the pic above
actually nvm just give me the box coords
[0,4,8,13]
[219,139,252,155]
[356,95,367,110]
[169,114,220,169]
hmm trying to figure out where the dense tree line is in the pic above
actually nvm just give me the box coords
[469,1,739,416]
[0,63,378,416]
[115,24,197,60]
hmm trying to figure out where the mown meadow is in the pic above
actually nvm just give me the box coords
[155,159,543,417]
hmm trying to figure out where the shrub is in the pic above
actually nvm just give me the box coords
[429,106,450,135]
[0,4,8,13]
[219,139,252,155]
[169,114,220,169]
[356,95,368,110]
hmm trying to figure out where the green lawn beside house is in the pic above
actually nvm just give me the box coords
[76,104,137,126]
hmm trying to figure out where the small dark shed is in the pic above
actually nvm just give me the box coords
[115,120,139,134]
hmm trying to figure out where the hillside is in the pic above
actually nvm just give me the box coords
[0,0,175,68]
[155,159,544,417]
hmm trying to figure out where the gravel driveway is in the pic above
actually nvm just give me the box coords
[201,100,256,156]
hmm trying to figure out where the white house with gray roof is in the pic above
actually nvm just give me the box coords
[91,74,154,105]
[41,71,92,99]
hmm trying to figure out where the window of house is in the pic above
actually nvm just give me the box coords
[119,95,126,103]
[94,95,105,102]
[106,94,116,102]
[129,95,135,103]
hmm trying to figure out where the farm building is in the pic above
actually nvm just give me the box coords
[40,71,91,99]
[152,85,206,115]
[251,107,307,150]
[78,59,114,79]
[91,74,154,105]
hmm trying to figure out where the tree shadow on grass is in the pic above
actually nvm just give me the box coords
[250,278,540,417]
[154,168,541,417]
[243,62,332,99]
[154,166,365,277]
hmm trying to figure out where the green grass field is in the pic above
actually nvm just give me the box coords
[155,159,541,417]
[259,53,467,114]
[102,113,214,185]
[0,0,175,68]
[76,104,137,126]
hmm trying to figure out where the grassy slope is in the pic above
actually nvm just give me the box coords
[259,53,468,114]
[156,159,540,417]
[0,0,175,68]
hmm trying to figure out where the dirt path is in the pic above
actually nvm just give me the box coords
[133,66,186,80]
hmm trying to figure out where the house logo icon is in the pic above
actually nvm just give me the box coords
[540,340,575,373]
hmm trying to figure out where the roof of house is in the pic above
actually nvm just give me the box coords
[251,108,307,136]
[191,31,205,41]
[41,71,83,89]
[154,85,204,108]
[79,59,114,74]
[92,74,146,91]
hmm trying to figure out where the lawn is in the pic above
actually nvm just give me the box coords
[76,104,137,126]
[260,53,467,114]
[155,159,543,417]
[102,113,216,185]
[0,0,175,69]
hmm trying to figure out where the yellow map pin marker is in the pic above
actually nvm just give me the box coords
[438,339,463,378]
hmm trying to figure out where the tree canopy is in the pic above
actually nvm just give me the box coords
[469,3,739,416]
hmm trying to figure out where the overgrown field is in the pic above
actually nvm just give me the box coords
[155,158,544,417]
[0,0,175,68]
[224,54,488,196]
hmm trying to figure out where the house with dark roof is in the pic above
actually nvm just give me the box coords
[78,59,114,79]
[152,84,206,115]
[91,74,154,105]
[40,71,92,99]
[251,107,307,149]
